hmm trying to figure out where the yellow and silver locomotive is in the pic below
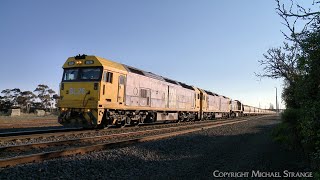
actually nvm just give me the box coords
[58,54,200,128]
[58,54,275,128]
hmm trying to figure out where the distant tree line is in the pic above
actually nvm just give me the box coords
[0,84,59,113]
[258,0,320,172]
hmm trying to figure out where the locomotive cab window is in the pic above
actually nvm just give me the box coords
[63,69,78,81]
[62,67,102,82]
[80,68,101,80]
[104,72,113,83]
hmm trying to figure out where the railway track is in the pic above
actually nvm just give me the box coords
[0,127,83,138]
[0,118,235,143]
[0,116,265,168]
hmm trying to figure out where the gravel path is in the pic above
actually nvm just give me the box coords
[0,115,310,179]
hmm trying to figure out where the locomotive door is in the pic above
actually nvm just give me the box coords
[117,74,125,104]
[102,70,118,103]
[166,86,169,108]
[168,86,176,108]
[206,95,209,111]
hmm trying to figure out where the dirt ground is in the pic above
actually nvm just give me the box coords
[0,113,60,129]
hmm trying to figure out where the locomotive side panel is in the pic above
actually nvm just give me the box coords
[206,94,221,112]
[213,95,220,111]
[220,96,230,113]
[125,73,168,108]
[243,105,251,114]
[176,86,195,110]
[125,72,196,112]
[230,101,238,111]
[208,94,217,111]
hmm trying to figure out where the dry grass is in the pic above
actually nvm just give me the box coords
[0,113,58,124]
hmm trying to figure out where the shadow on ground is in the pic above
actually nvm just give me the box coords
[0,117,311,179]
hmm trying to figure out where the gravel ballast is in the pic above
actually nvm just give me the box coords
[0,116,310,179]
[0,120,228,147]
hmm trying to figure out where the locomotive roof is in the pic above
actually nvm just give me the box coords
[65,55,196,91]
[204,90,218,96]
[63,55,128,73]
[122,64,195,90]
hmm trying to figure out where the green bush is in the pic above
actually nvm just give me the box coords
[281,108,300,125]
[272,108,303,150]
[314,171,320,179]
[272,122,299,150]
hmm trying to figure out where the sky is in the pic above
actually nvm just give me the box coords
[1,0,310,109]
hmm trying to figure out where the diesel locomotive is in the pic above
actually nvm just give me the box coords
[58,54,274,128]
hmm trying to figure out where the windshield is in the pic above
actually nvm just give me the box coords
[62,67,102,81]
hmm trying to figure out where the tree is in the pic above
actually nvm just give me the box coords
[1,89,11,105]
[17,91,36,113]
[258,0,320,169]
[257,42,300,85]
[34,84,56,111]
[52,94,60,108]
[258,0,320,80]
[275,0,320,45]
[0,96,4,111]
[0,88,21,109]
[10,88,21,106]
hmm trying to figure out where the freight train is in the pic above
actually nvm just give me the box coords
[58,54,274,128]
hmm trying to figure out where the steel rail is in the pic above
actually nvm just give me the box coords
[0,115,269,142]
[0,119,249,168]
[0,119,238,152]
[0,118,234,141]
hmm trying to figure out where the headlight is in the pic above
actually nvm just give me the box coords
[61,108,68,111]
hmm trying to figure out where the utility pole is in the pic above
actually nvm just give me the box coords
[275,87,278,113]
